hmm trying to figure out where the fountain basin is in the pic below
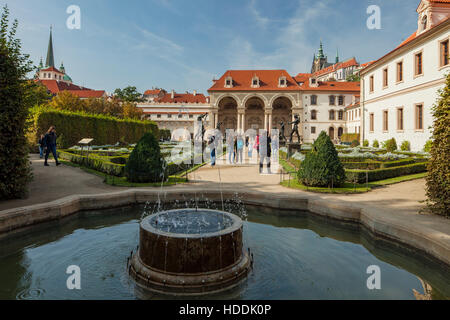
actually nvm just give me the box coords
[129,209,251,295]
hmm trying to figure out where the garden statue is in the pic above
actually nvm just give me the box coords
[195,113,208,141]
[279,121,286,142]
[289,115,301,143]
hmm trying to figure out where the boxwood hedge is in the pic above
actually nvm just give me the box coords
[345,162,427,183]
[27,106,159,150]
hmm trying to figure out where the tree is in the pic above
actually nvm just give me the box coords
[426,73,450,217]
[23,81,51,107]
[125,132,166,183]
[346,73,360,82]
[122,101,143,119]
[297,131,346,187]
[48,91,86,112]
[0,5,33,199]
[114,86,143,102]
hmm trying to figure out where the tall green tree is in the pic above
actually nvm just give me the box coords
[297,131,346,187]
[0,5,33,199]
[113,86,143,102]
[426,74,450,217]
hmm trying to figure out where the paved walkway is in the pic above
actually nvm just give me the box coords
[0,153,430,219]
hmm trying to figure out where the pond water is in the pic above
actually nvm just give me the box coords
[0,204,448,300]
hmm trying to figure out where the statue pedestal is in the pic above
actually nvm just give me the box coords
[286,142,301,159]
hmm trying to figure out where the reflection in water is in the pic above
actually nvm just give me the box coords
[0,204,448,300]
[413,278,433,300]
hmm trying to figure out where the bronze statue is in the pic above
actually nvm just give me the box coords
[279,121,286,142]
[195,113,208,141]
[289,115,301,143]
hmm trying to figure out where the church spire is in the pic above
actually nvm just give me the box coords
[335,48,339,63]
[317,40,324,59]
[45,26,55,68]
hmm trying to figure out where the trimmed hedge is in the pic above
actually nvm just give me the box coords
[342,159,419,170]
[345,162,427,183]
[27,106,159,150]
[58,150,125,176]
[341,133,360,143]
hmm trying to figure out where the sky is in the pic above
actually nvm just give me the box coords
[1,0,421,95]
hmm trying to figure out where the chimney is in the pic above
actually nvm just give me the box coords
[193,90,197,96]
[171,90,175,99]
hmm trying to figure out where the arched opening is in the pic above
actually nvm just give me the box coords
[271,96,292,131]
[218,96,238,135]
[244,96,265,131]
[328,127,335,140]
[338,127,344,138]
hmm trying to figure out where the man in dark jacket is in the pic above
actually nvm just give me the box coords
[259,130,272,174]
[44,126,61,167]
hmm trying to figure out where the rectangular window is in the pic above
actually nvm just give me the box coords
[383,68,388,87]
[178,114,183,119]
[338,111,343,120]
[311,126,316,134]
[311,95,317,105]
[370,75,374,92]
[167,114,172,118]
[369,113,374,132]
[415,52,423,76]
[329,96,335,105]
[416,104,424,130]
[189,115,193,119]
[397,62,403,82]
[383,110,389,132]
[397,108,404,131]
[441,40,449,67]
[157,114,161,119]
[338,96,344,106]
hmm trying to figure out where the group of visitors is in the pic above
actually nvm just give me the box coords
[210,130,273,174]
[38,125,60,167]
[227,133,245,164]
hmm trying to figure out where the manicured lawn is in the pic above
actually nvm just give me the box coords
[59,159,205,187]
[279,159,427,194]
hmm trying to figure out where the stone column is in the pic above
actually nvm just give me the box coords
[242,113,245,132]
[214,113,218,129]
[268,114,272,132]
[264,114,268,131]
[237,114,241,133]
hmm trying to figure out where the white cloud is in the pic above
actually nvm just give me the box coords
[249,0,270,28]
[226,0,334,74]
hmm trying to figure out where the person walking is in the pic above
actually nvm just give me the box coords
[44,126,61,167]
[38,134,45,159]
[233,136,238,164]
[259,131,272,174]
[236,135,244,164]
[227,132,234,164]
[209,135,216,167]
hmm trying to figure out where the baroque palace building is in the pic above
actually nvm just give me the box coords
[141,0,446,149]
[360,0,450,151]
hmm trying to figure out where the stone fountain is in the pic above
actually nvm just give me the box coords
[128,208,252,295]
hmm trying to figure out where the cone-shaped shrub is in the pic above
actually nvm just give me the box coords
[297,131,345,187]
[125,132,166,183]
[426,74,450,217]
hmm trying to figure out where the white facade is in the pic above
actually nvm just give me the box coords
[361,1,450,151]
[302,92,353,143]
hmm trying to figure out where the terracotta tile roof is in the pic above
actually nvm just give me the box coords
[359,61,375,69]
[293,73,312,83]
[37,80,106,98]
[40,66,63,73]
[67,90,106,98]
[345,102,360,110]
[208,70,301,91]
[156,92,208,103]
[143,111,205,115]
[312,57,359,77]
[300,75,360,92]
[144,89,163,95]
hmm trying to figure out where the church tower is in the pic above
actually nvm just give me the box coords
[311,41,331,73]
[45,26,55,68]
